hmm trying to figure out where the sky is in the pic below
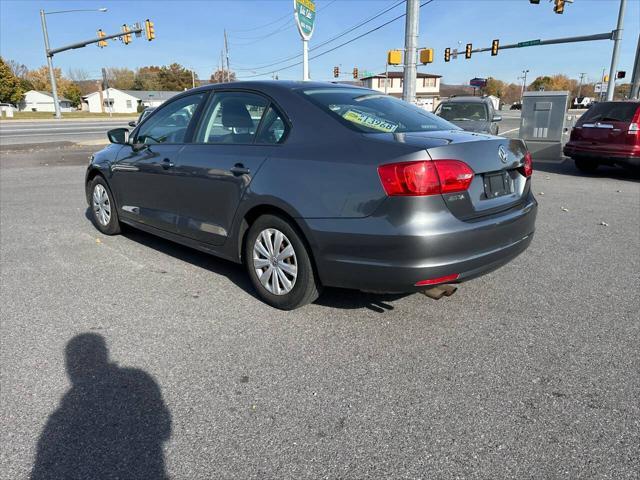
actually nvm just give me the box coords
[1,0,638,86]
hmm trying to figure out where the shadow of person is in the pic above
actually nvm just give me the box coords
[31,334,171,480]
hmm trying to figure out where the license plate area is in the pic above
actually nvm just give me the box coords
[483,171,512,198]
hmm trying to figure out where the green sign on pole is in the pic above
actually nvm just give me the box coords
[294,0,316,40]
[518,39,542,48]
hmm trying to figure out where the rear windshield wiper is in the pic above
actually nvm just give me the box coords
[598,116,622,122]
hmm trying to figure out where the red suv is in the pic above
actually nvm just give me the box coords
[564,101,640,172]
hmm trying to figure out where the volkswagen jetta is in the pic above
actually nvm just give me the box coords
[86,81,537,310]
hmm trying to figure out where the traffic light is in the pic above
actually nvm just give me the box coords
[465,43,472,59]
[419,48,433,64]
[121,24,132,45]
[444,48,451,62]
[388,50,402,66]
[604,74,609,82]
[352,67,359,79]
[491,39,499,56]
[529,0,540,3]
[97,29,107,48]
[554,0,565,14]
[617,71,626,79]
[145,19,155,41]
[333,66,339,78]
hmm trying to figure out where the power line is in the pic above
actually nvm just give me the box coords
[230,0,338,44]
[234,0,405,73]
[239,0,435,80]
[229,0,337,34]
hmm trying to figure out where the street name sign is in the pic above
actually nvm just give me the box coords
[518,39,541,48]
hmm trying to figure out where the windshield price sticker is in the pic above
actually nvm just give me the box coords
[342,110,399,133]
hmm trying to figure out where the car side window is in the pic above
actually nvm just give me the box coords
[255,106,288,144]
[195,92,268,144]
[136,93,205,144]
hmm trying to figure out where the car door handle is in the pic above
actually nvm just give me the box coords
[161,158,174,169]
[230,163,250,175]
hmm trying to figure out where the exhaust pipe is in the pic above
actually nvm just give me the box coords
[421,284,458,300]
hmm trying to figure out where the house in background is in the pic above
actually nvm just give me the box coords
[19,90,74,112]
[360,72,442,111]
[82,88,181,114]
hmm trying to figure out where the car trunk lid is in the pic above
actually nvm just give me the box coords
[368,130,531,220]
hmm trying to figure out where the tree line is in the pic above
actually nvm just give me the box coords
[481,74,631,103]
[0,57,238,108]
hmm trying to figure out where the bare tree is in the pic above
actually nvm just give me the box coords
[68,68,91,82]
[105,68,136,90]
[7,59,29,79]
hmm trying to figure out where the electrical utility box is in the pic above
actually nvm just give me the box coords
[519,90,572,161]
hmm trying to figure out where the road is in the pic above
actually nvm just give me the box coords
[1,146,638,479]
[0,119,133,146]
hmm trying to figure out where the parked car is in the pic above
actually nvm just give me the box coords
[128,107,155,128]
[434,96,502,135]
[86,82,537,309]
[563,100,640,172]
[510,102,522,111]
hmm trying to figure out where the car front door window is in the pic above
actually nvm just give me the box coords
[136,94,205,144]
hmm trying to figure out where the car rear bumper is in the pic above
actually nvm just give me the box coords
[564,142,640,167]
[305,193,537,293]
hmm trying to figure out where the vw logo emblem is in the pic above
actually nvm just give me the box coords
[498,145,508,163]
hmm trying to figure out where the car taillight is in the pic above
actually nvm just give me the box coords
[628,123,639,134]
[377,160,474,196]
[519,151,533,178]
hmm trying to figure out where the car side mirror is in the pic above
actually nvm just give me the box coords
[492,115,502,122]
[128,121,137,128]
[107,128,129,145]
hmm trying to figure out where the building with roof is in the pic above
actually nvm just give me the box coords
[82,88,182,114]
[360,72,442,111]
[20,90,75,113]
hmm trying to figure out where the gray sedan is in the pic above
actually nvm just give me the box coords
[86,82,536,309]
[435,96,502,135]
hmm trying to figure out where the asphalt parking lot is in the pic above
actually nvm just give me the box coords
[1,145,639,479]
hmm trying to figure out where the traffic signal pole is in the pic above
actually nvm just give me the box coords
[606,0,627,101]
[402,0,419,103]
[40,10,62,119]
[630,34,640,100]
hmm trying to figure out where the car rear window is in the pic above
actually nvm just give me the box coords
[437,102,489,121]
[579,102,639,123]
[300,88,456,134]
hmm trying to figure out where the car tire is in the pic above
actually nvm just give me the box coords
[244,214,321,310]
[574,158,599,173]
[88,175,121,235]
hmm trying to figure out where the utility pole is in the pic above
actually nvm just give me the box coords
[224,30,231,82]
[577,72,587,97]
[600,67,606,101]
[402,0,419,103]
[101,68,112,118]
[39,9,62,119]
[606,0,627,101]
[630,34,640,100]
[220,50,225,82]
[520,69,529,102]
[191,69,196,89]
